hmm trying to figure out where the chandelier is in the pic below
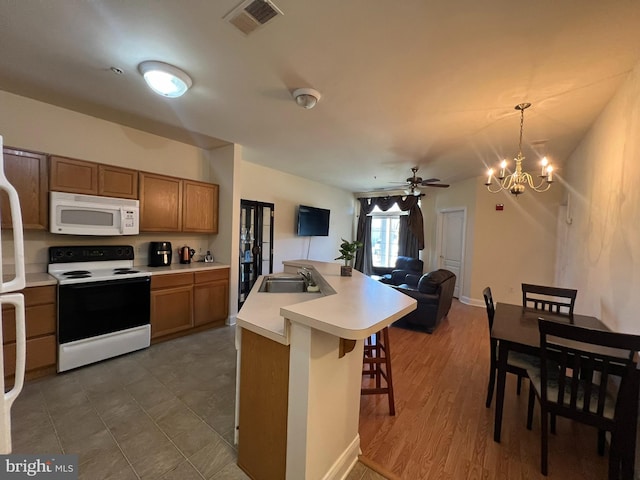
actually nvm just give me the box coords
[485,103,553,196]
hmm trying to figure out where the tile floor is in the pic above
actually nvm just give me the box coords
[10,326,383,480]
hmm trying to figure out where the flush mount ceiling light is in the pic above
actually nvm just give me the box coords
[138,61,192,98]
[293,88,321,109]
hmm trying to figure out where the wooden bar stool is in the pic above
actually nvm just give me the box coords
[361,326,395,415]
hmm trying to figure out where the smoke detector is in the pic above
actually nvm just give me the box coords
[293,88,321,109]
[224,0,283,36]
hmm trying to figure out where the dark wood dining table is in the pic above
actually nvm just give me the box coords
[491,303,639,478]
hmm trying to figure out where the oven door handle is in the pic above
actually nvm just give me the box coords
[62,277,150,289]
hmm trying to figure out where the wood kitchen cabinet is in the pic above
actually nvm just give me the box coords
[150,273,193,339]
[1,147,48,230]
[50,156,139,199]
[139,172,183,232]
[49,156,98,194]
[151,268,229,342]
[237,328,290,479]
[183,180,219,233]
[98,164,138,199]
[139,172,219,233]
[194,268,229,326]
[2,285,57,385]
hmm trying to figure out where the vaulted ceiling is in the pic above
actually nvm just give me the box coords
[1,1,640,192]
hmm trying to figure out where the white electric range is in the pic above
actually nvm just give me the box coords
[48,245,151,372]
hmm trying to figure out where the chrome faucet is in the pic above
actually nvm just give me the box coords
[298,267,315,286]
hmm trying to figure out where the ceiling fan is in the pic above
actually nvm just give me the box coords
[392,167,450,195]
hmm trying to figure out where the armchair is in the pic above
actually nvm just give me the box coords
[378,256,424,286]
[392,269,456,333]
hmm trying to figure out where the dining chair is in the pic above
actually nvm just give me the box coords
[522,283,577,315]
[522,283,577,434]
[526,318,640,478]
[483,287,539,408]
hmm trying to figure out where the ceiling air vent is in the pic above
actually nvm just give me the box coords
[224,0,283,36]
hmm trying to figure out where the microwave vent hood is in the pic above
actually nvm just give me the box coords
[49,191,140,236]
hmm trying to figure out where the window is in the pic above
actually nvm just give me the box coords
[369,204,407,268]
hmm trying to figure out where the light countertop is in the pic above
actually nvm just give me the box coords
[11,262,230,288]
[25,272,58,287]
[137,262,230,275]
[236,260,416,345]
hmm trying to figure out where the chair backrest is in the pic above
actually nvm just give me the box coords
[522,283,577,315]
[537,318,640,429]
[394,256,424,274]
[483,286,495,330]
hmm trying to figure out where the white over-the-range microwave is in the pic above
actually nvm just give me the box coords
[49,191,140,236]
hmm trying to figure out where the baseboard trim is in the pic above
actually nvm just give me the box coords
[321,434,360,480]
[459,295,484,307]
[358,455,402,480]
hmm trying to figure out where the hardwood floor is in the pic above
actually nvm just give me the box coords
[359,299,609,480]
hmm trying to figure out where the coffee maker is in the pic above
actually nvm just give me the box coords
[148,242,172,266]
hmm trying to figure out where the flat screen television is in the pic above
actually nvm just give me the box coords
[296,205,330,236]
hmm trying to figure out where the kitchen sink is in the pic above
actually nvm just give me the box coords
[258,275,313,293]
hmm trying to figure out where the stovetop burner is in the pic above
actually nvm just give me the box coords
[63,270,91,276]
[48,245,150,285]
[114,269,140,274]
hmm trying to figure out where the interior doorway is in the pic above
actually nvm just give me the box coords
[238,200,274,309]
[436,208,466,299]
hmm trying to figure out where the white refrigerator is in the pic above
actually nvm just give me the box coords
[0,134,27,453]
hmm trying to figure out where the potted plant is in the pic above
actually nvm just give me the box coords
[335,238,363,276]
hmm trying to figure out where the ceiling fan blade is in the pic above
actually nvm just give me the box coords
[422,183,449,188]
[421,178,440,183]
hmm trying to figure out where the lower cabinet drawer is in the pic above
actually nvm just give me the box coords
[3,335,56,378]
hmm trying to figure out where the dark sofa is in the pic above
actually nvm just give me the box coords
[378,256,424,286]
[392,269,456,333]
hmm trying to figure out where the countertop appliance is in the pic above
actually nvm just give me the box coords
[180,246,195,264]
[49,191,139,236]
[0,134,27,453]
[48,245,151,372]
[149,241,172,266]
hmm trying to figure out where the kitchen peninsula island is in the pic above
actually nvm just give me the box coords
[235,260,416,480]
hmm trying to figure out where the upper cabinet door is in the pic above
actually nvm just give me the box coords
[1,147,48,230]
[139,172,183,232]
[49,156,98,195]
[182,180,218,233]
[99,165,138,199]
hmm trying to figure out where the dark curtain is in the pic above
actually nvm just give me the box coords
[354,198,376,274]
[398,215,419,258]
[354,195,424,275]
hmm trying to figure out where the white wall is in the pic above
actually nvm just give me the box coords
[559,61,640,333]
[470,175,563,305]
[239,159,356,272]
[423,173,563,306]
[0,90,221,271]
[0,90,358,324]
